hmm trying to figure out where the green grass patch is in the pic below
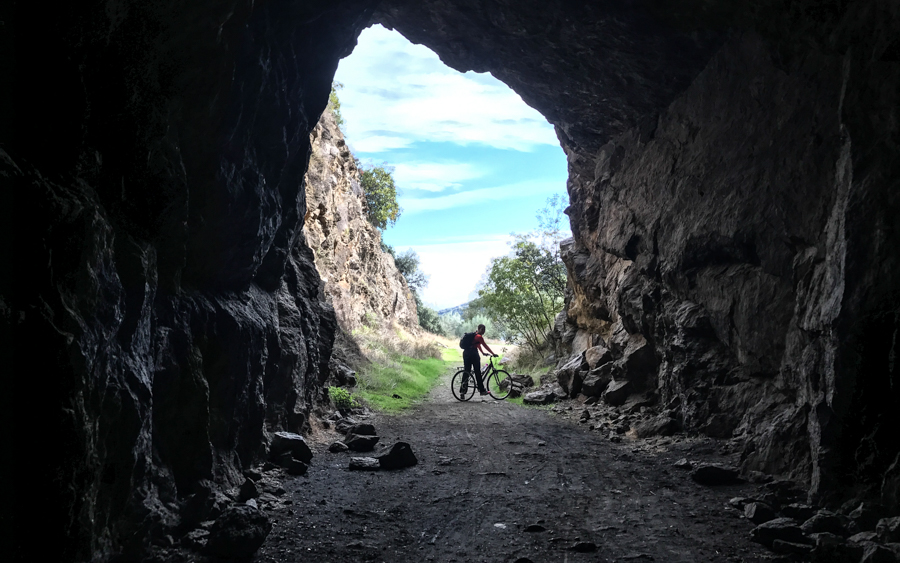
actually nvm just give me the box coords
[354,344,462,413]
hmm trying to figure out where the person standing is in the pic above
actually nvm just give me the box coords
[463,324,498,395]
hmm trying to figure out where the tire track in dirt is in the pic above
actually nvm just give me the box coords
[257,367,773,562]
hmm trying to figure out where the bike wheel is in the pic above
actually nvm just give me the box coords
[451,370,476,401]
[487,369,513,400]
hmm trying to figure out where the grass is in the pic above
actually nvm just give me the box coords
[349,327,461,413]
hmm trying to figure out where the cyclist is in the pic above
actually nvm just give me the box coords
[463,324,498,396]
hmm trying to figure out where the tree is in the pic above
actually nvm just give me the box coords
[475,196,569,350]
[358,163,401,230]
[328,81,344,128]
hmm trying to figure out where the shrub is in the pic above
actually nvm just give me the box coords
[328,386,359,410]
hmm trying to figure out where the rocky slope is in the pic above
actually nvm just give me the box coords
[303,109,418,333]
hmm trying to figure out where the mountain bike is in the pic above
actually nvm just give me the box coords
[451,355,513,401]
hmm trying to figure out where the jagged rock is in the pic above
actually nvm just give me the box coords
[204,504,272,559]
[602,380,632,406]
[238,479,259,502]
[801,510,853,537]
[699,413,739,439]
[344,433,380,452]
[810,532,864,563]
[243,468,263,482]
[585,345,613,369]
[851,532,880,543]
[523,389,558,405]
[581,364,614,397]
[270,432,313,465]
[285,459,308,476]
[633,412,679,438]
[861,543,900,563]
[674,459,693,470]
[376,442,418,470]
[749,518,808,548]
[744,502,778,525]
[556,354,587,398]
[331,360,358,387]
[691,464,743,486]
[348,423,376,436]
[850,503,886,532]
[328,441,350,453]
[622,392,658,414]
[782,503,816,521]
[618,335,658,390]
[349,457,381,471]
[877,517,900,543]
[334,418,360,435]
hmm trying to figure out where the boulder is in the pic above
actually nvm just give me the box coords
[204,504,272,559]
[810,532,864,563]
[581,363,614,397]
[633,412,679,438]
[344,433,380,452]
[349,457,380,471]
[618,334,658,389]
[557,354,587,398]
[801,510,852,537]
[744,502,777,525]
[860,543,900,563]
[328,441,349,453]
[850,502,886,532]
[238,479,259,502]
[523,388,558,405]
[782,503,816,521]
[269,431,313,464]
[602,379,632,406]
[877,517,900,543]
[348,423,376,436]
[585,344,613,369]
[749,518,808,548]
[377,442,418,470]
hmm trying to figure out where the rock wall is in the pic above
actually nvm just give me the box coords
[556,16,900,506]
[2,1,375,560]
[303,110,418,332]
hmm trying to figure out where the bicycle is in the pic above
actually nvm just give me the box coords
[451,355,513,401]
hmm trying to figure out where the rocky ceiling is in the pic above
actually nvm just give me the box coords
[1,0,898,561]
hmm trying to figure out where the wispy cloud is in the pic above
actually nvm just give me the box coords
[334,25,557,153]
[391,161,482,193]
[399,179,560,214]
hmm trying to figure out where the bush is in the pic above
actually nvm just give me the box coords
[328,386,359,410]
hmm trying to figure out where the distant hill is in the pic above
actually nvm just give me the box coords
[437,302,469,317]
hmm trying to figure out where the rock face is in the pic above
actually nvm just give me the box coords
[303,110,418,332]
[3,0,899,561]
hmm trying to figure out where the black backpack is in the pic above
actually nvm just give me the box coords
[459,332,476,349]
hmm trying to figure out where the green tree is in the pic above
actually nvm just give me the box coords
[328,81,344,128]
[476,196,569,350]
[358,163,401,230]
[413,292,445,335]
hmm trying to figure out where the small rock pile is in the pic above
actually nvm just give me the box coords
[327,413,418,472]
[722,481,900,561]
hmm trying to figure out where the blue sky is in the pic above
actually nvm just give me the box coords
[334,25,569,310]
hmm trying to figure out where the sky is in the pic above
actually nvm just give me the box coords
[333,25,569,311]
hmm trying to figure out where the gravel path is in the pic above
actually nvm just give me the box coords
[256,367,774,562]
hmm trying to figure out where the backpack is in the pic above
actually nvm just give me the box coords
[459,332,476,349]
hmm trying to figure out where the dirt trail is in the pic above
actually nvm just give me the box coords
[256,367,773,562]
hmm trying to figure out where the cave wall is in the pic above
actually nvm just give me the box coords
[2,0,899,560]
[2,0,375,560]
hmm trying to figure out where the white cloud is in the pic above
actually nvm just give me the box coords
[399,179,560,214]
[348,135,412,153]
[398,236,515,310]
[334,25,557,153]
[391,161,482,193]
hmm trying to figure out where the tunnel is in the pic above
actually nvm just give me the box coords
[1,0,899,560]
